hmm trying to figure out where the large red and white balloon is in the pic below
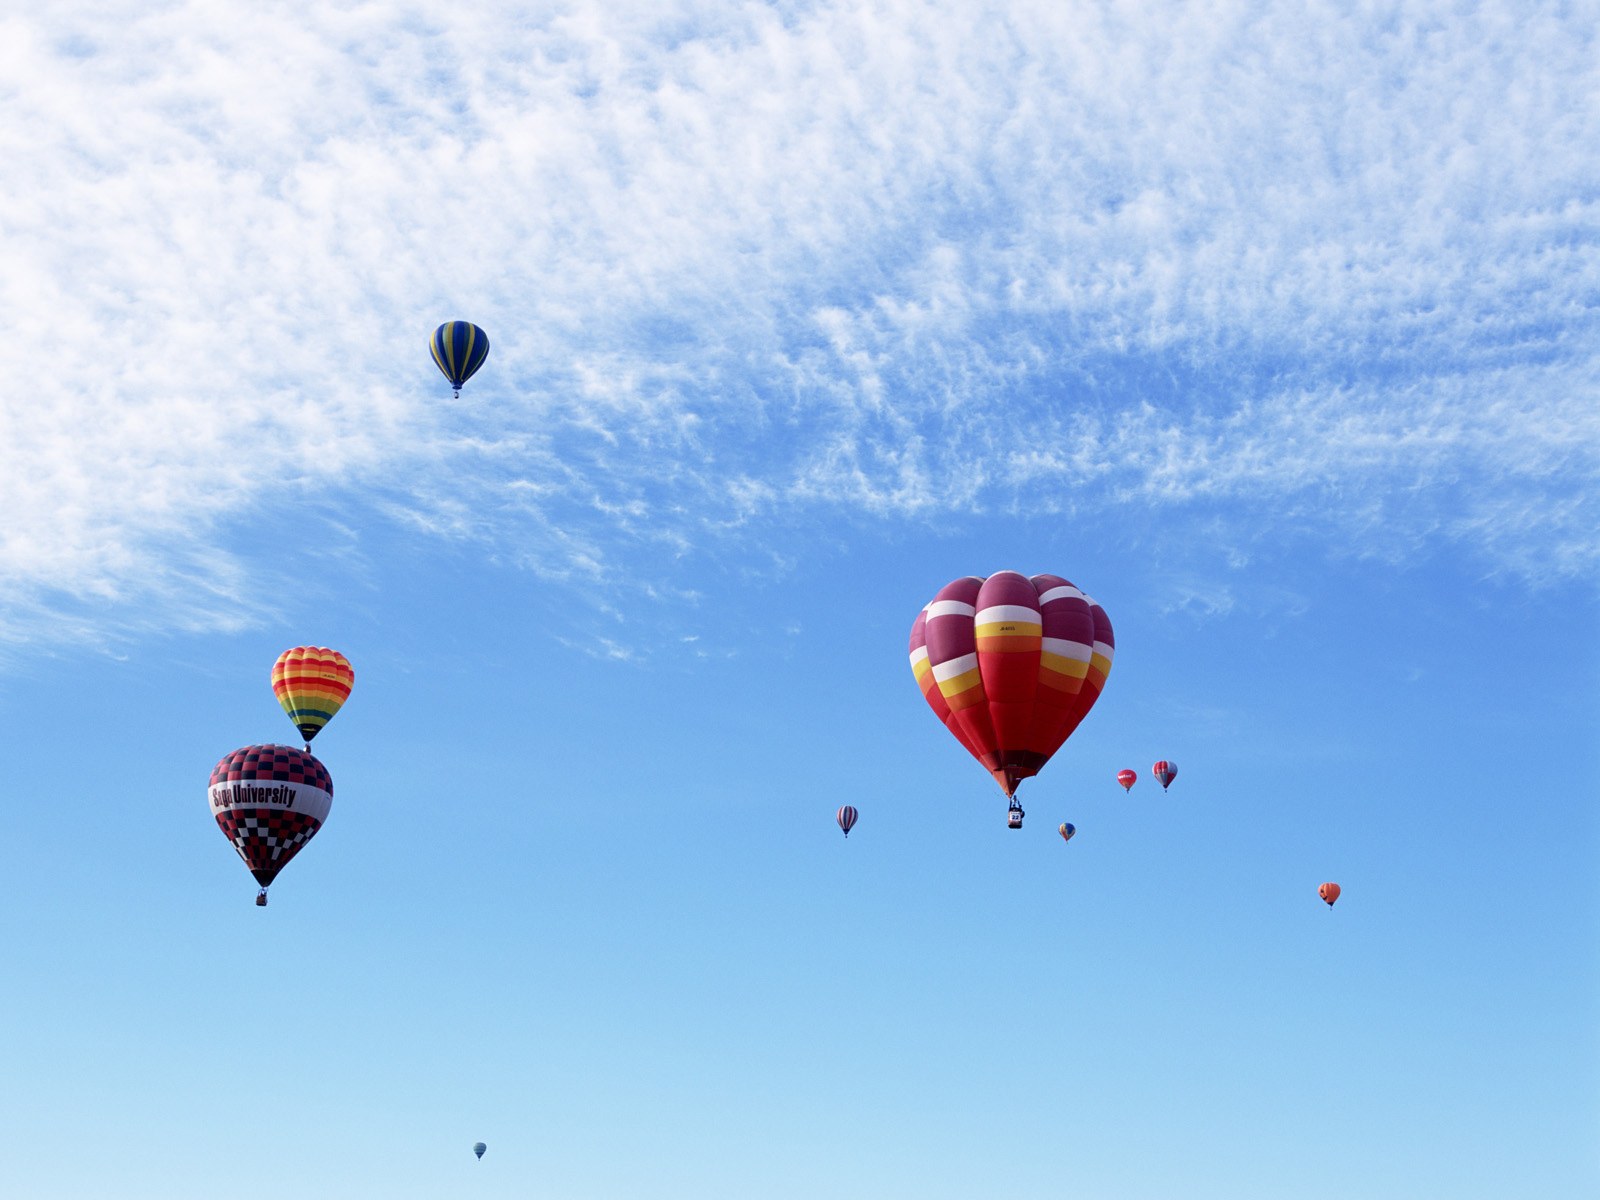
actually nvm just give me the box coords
[208,744,333,900]
[909,571,1113,802]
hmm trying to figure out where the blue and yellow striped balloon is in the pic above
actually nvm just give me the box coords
[430,321,490,397]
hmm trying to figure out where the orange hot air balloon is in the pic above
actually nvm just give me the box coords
[909,571,1113,824]
[272,647,354,745]
[1319,882,1341,908]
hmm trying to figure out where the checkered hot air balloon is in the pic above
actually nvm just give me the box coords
[1319,882,1341,909]
[1153,760,1177,790]
[272,647,354,746]
[430,321,490,397]
[208,744,333,905]
[1116,768,1138,792]
[909,572,1113,818]
[836,805,858,838]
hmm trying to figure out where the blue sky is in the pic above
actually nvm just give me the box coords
[1,2,1597,1197]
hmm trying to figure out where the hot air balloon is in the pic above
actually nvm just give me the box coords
[208,744,332,906]
[836,805,858,838]
[430,321,490,397]
[1319,882,1341,908]
[909,571,1113,827]
[473,1143,487,1161]
[271,647,354,747]
[1058,822,1076,844]
[1116,768,1137,792]
[1153,760,1177,790]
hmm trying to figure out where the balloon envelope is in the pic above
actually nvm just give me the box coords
[431,321,490,395]
[909,571,1114,798]
[208,744,333,890]
[836,805,858,837]
[473,1143,487,1160]
[1319,882,1341,907]
[1152,760,1177,790]
[272,647,353,743]
[1058,822,1076,843]
[1116,768,1137,792]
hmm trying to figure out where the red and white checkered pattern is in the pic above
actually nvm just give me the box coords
[215,808,325,887]
[208,744,333,891]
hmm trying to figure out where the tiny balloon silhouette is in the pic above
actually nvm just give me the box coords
[473,1142,487,1160]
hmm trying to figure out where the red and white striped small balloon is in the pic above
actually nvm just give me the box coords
[1153,760,1177,790]
[836,805,858,838]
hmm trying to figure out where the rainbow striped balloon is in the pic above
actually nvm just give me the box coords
[271,647,354,743]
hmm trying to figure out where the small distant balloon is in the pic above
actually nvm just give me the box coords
[1319,882,1341,908]
[1058,822,1076,844]
[1116,769,1137,792]
[473,1142,487,1160]
[836,805,858,838]
[431,321,490,397]
[1152,760,1177,790]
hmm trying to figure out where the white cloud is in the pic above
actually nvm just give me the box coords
[2,0,1595,647]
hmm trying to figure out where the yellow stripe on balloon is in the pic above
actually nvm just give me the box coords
[974,620,1041,635]
[1041,651,1088,676]
[937,667,985,707]
[977,634,1041,653]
